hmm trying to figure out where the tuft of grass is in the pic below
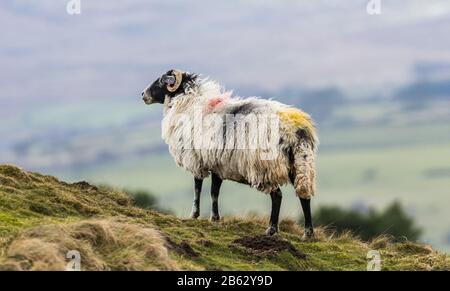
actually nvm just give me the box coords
[0,219,177,271]
[0,165,449,271]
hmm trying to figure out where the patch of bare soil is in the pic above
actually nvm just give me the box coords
[231,235,306,259]
[165,236,199,258]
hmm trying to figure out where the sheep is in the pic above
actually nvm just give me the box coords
[141,69,318,239]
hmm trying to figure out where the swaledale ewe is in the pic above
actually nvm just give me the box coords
[141,69,318,239]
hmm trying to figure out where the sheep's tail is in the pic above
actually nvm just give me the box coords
[277,107,318,198]
[292,139,316,199]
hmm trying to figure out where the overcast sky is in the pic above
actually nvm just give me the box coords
[1,0,450,112]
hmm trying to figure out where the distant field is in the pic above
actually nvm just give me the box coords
[60,123,450,252]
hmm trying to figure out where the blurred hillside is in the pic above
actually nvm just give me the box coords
[3,74,450,170]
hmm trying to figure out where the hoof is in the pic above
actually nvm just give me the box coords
[210,215,220,222]
[190,211,200,219]
[265,226,278,236]
[301,228,315,241]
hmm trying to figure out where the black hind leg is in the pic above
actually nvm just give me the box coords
[290,170,315,240]
[210,173,222,222]
[300,197,314,239]
[266,188,282,236]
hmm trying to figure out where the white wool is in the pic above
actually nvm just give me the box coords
[161,80,317,196]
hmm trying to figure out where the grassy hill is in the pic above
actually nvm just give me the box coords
[0,165,448,271]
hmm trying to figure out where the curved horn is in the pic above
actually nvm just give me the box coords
[166,69,182,92]
[161,75,176,85]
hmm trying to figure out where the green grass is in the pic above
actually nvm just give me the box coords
[0,165,448,270]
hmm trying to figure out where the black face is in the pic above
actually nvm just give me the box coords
[142,70,198,105]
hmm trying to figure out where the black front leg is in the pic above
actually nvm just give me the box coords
[266,188,282,236]
[190,178,203,219]
[300,197,314,239]
[210,173,222,222]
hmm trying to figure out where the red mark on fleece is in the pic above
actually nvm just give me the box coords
[205,92,231,112]
[208,97,224,108]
